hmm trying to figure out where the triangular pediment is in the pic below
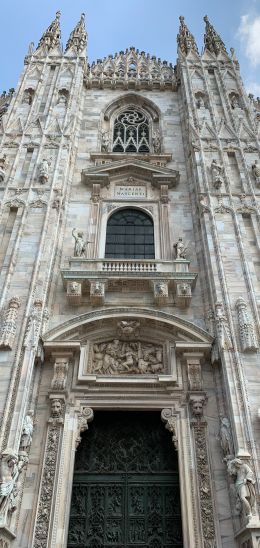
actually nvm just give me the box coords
[82,158,180,187]
[217,119,237,140]
[6,117,23,135]
[199,120,217,140]
[238,121,256,142]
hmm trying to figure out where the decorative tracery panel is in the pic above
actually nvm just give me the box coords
[112,108,150,153]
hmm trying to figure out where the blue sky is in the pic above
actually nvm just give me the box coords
[1,0,260,96]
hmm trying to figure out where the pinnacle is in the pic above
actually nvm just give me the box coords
[204,15,227,55]
[37,11,61,51]
[65,13,87,54]
[177,16,199,56]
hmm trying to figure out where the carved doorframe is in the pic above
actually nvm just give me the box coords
[31,396,219,548]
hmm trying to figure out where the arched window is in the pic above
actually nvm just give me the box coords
[105,208,155,259]
[112,108,150,153]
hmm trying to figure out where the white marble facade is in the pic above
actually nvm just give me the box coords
[0,11,260,548]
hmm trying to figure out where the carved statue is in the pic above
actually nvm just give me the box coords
[211,159,223,190]
[20,411,34,453]
[230,94,240,110]
[72,228,91,257]
[101,130,109,152]
[57,89,68,105]
[219,417,233,458]
[0,450,28,521]
[227,458,256,519]
[152,129,161,153]
[251,160,260,187]
[91,340,164,375]
[38,158,50,184]
[0,155,8,182]
[22,89,34,105]
[174,237,188,259]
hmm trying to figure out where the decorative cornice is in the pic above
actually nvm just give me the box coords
[81,158,180,187]
[84,47,177,90]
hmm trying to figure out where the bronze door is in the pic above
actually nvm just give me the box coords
[68,412,183,547]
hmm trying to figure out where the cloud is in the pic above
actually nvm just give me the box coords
[245,81,260,97]
[237,13,260,67]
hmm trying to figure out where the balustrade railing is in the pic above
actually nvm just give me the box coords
[102,260,157,273]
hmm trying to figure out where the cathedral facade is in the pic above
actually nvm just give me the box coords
[0,11,260,548]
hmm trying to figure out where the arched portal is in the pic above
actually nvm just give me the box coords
[105,208,155,259]
[67,411,183,547]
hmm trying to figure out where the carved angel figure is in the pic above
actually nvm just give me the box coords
[174,237,188,259]
[211,159,223,190]
[20,411,34,452]
[227,458,255,518]
[252,160,260,187]
[117,320,140,338]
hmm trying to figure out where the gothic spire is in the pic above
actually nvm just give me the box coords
[203,15,227,55]
[177,16,199,56]
[65,13,87,54]
[37,11,61,51]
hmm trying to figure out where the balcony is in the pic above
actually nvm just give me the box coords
[61,258,197,308]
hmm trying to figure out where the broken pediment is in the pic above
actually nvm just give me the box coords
[81,157,179,188]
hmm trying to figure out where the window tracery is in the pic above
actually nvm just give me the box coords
[112,108,150,153]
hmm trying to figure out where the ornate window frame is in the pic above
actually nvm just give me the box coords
[100,93,161,154]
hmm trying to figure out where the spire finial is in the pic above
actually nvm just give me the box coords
[177,16,199,56]
[37,11,61,51]
[65,13,87,54]
[203,15,227,55]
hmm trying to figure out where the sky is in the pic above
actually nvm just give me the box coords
[1,0,260,96]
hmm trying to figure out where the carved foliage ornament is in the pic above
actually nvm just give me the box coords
[0,297,21,350]
[193,421,216,545]
[161,408,178,451]
[90,339,164,375]
[51,358,69,391]
[33,398,65,547]
[236,298,258,352]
